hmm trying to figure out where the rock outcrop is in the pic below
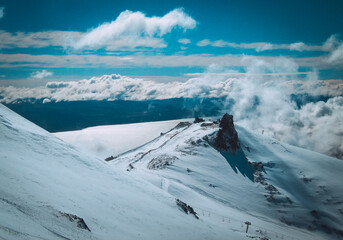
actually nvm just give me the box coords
[214,113,240,151]
[58,212,91,232]
[194,117,205,123]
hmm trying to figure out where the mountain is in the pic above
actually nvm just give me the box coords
[1,103,343,239]
[108,115,343,239]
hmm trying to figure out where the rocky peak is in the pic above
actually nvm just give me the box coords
[214,113,240,151]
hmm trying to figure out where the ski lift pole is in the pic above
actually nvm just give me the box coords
[245,221,251,233]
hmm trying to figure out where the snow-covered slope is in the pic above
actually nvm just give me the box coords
[1,103,343,240]
[109,117,343,239]
[0,104,253,240]
[53,119,190,158]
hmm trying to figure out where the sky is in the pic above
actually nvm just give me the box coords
[0,0,343,86]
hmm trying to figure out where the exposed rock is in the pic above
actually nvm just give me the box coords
[252,162,265,172]
[175,199,199,219]
[201,122,214,127]
[127,163,134,171]
[188,138,203,146]
[58,212,91,232]
[303,176,312,183]
[214,113,240,151]
[265,184,279,193]
[105,156,115,161]
[310,210,320,219]
[194,117,205,123]
[147,154,178,169]
[173,121,191,129]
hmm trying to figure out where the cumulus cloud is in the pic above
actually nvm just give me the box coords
[73,8,196,49]
[30,70,53,79]
[178,38,191,45]
[0,7,4,19]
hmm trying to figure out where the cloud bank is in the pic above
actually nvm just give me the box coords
[0,58,342,159]
[1,72,342,104]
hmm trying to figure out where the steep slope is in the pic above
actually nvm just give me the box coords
[0,104,256,240]
[110,116,343,239]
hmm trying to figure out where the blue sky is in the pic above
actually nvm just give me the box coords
[0,0,343,86]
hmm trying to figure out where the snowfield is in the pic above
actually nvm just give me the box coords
[54,119,191,159]
[1,103,343,239]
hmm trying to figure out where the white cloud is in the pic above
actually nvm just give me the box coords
[197,39,211,47]
[178,38,191,45]
[325,35,343,65]
[0,30,81,49]
[0,74,233,103]
[196,35,343,66]
[1,66,343,159]
[216,57,343,159]
[0,7,4,19]
[323,34,341,51]
[289,42,306,51]
[327,43,343,65]
[105,37,167,50]
[30,70,53,79]
[0,9,196,51]
[0,30,167,51]
[197,39,324,52]
[73,8,196,50]
[0,53,326,69]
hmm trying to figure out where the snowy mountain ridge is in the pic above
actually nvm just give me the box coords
[1,103,343,239]
[109,115,343,239]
